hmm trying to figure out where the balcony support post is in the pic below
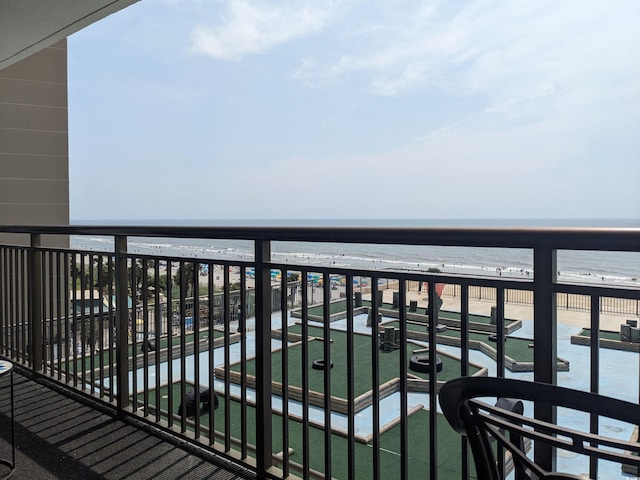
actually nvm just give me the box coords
[533,246,558,471]
[255,239,273,477]
[427,280,439,480]
[115,236,129,414]
[29,234,43,371]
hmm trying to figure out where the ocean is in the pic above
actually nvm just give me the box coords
[70,218,640,288]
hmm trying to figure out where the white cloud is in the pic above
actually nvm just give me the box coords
[190,0,334,61]
[294,1,640,108]
[370,63,430,96]
[69,0,640,221]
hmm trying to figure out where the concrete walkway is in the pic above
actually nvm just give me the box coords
[398,290,637,331]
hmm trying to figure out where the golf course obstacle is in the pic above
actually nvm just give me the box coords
[177,386,219,417]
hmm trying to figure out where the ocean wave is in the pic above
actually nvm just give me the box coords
[70,236,639,287]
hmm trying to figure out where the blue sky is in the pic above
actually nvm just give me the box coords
[68,0,640,221]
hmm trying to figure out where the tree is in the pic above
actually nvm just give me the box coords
[94,257,114,299]
[287,272,300,282]
[127,258,159,299]
[69,256,90,291]
[174,262,196,299]
[158,274,168,295]
[128,259,144,296]
[83,320,101,355]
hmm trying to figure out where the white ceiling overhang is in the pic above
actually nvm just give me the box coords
[0,0,139,71]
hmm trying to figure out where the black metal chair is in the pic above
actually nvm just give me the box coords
[439,376,640,480]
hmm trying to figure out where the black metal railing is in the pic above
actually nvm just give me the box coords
[0,225,639,479]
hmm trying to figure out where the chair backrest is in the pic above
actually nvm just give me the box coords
[439,376,640,480]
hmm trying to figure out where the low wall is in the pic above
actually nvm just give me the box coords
[571,329,640,353]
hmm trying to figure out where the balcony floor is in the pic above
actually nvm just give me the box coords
[0,369,254,480]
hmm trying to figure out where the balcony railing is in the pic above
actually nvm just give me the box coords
[0,225,639,479]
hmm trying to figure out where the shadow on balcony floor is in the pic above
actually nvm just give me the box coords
[0,370,254,480]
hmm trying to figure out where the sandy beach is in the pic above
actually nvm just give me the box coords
[157,260,636,332]
[390,289,635,332]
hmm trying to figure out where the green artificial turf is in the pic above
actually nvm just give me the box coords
[66,328,225,372]
[306,299,505,326]
[386,320,536,363]
[131,320,483,479]
[139,383,477,479]
[231,324,478,400]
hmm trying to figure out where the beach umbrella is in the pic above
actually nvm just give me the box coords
[419,282,446,296]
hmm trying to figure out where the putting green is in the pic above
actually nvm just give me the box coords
[231,324,480,401]
[138,382,478,479]
[66,328,226,372]
[386,320,536,362]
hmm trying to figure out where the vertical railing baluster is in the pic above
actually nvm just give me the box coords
[496,288,505,378]
[301,271,310,479]
[10,249,16,361]
[80,254,87,389]
[280,269,290,476]
[115,235,130,415]
[254,239,273,477]
[142,258,149,415]
[346,274,355,480]
[131,258,138,410]
[240,265,247,459]
[89,254,96,392]
[107,254,114,403]
[41,251,47,373]
[461,283,470,479]
[496,287,505,477]
[589,294,600,478]
[166,259,174,428]
[42,251,54,375]
[56,251,63,380]
[29,234,43,371]
[399,279,408,480]
[207,262,215,445]
[371,277,380,480]
[223,263,231,451]
[8,248,16,359]
[589,296,600,397]
[71,254,78,385]
[13,249,19,361]
[194,261,201,439]
[17,249,23,361]
[97,254,105,394]
[53,251,61,376]
[322,272,332,480]
[1,248,8,357]
[0,248,5,356]
[63,252,71,382]
[16,249,22,362]
[427,280,438,480]
[154,259,161,422]
[40,251,46,368]
[533,246,558,472]
[179,260,187,432]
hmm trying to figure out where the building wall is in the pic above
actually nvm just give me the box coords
[0,40,69,247]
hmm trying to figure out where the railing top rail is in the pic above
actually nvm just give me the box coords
[1,225,639,252]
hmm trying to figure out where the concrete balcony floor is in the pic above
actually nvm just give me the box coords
[0,370,254,480]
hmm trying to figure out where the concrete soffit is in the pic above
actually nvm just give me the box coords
[0,0,140,71]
